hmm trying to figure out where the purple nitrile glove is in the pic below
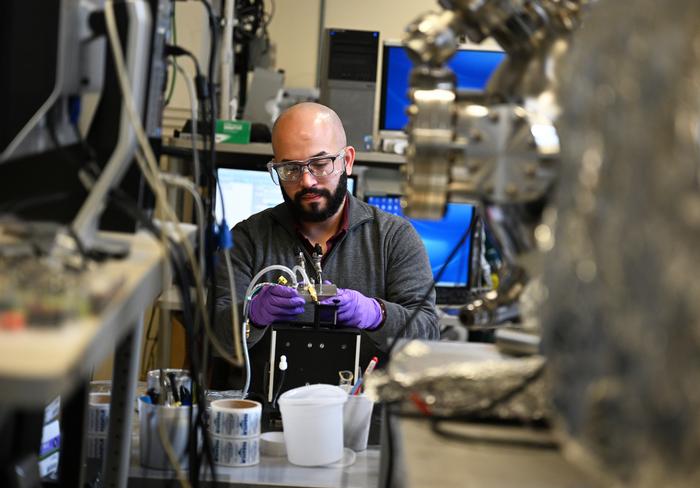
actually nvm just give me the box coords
[249,285,306,326]
[320,287,383,330]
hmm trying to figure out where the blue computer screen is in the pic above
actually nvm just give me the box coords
[216,168,356,227]
[366,196,474,287]
[379,45,506,131]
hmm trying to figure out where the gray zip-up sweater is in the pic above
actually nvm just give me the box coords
[214,195,439,353]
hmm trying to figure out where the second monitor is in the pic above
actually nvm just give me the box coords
[216,167,356,227]
[366,195,477,305]
[378,42,506,133]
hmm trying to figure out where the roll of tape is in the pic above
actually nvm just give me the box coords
[87,393,110,435]
[210,434,260,467]
[86,435,107,460]
[209,399,261,438]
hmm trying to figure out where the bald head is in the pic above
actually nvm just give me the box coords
[271,102,347,158]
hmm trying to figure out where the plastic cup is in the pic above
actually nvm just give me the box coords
[343,394,374,452]
[278,384,348,466]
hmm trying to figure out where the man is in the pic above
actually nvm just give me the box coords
[214,102,438,357]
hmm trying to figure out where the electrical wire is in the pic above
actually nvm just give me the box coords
[197,0,222,217]
[102,3,229,483]
[429,418,557,450]
[157,411,192,488]
[241,265,299,319]
[108,185,217,485]
[223,251,245,376]
[172,62,201,188]
[271,369,286,409]
[164,7,178,106]
[104,2,244,371]
[159,173,205,273]
[264,0,275,28]
[386,209,478,359]
[108,187,193,487]
[140,307,158,379]
[383,209,478,488]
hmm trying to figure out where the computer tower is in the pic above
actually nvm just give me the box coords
[319,28,379,150]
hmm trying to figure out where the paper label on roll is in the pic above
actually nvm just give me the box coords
[209,399,261,438]
[87,436,107,459]
[87,394,111,435]
[211,436,260,466]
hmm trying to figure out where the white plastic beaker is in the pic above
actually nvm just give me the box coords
[278,384,348,466]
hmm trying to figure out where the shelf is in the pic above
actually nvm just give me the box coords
[0,231,165,408]
[163,137,406,168]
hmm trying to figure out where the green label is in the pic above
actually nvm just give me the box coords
[215,119,251,144]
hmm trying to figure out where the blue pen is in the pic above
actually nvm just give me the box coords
[350,356,378,395]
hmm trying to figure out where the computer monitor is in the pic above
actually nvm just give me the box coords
[366,195,474,288]
[0,1,169,241]
[378,43,506,132]
[216,168,357,227]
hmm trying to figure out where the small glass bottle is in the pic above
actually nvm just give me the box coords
[338,370,354,393]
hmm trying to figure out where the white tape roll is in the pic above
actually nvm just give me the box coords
[87,393,110,435]
[209,399,261,438]
[210,433,260,467]
[86,435,107,459]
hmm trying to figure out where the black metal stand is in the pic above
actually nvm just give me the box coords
[0,409,44,488]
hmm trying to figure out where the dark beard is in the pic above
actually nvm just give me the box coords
[282,173,348,222]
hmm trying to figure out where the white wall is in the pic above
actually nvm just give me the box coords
[170,0,438,110]
[170,2,211,110]
[268,0,438,88]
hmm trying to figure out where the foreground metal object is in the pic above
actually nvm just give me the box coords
[366,341,549,421]
[402,1,589,327]
[402,0,700,485]
[542,0,700,485]
[402,0,584,216]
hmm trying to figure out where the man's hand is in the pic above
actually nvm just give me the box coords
[321,287,383,330]
[249,285,306,326]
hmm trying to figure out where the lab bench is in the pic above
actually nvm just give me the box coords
[0,231,167,487]
[129,447,380,488]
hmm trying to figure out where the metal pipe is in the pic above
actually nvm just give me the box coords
[219,0,235,119]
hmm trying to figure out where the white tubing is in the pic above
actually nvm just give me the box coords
[292,265,311,286]
[242,265,297,319]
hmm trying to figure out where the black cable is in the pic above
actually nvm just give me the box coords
[385,208,478,358]
[197,10,234,466]
[108,189,218,485]
[161,229,218,487]
[271,369,286,410]
[383,209,478,488]
[383,347,546,488]
[167,239,208,488]
[164,44,202,78]
[198,0,218,181]
[426,363,552,448]
[263,0,275,28]
[429,418,557,450]
[140,308,158,379]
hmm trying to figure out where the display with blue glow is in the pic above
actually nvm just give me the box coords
[379,45,506,131]
[366,196,473,287]
[216,168,356,227]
